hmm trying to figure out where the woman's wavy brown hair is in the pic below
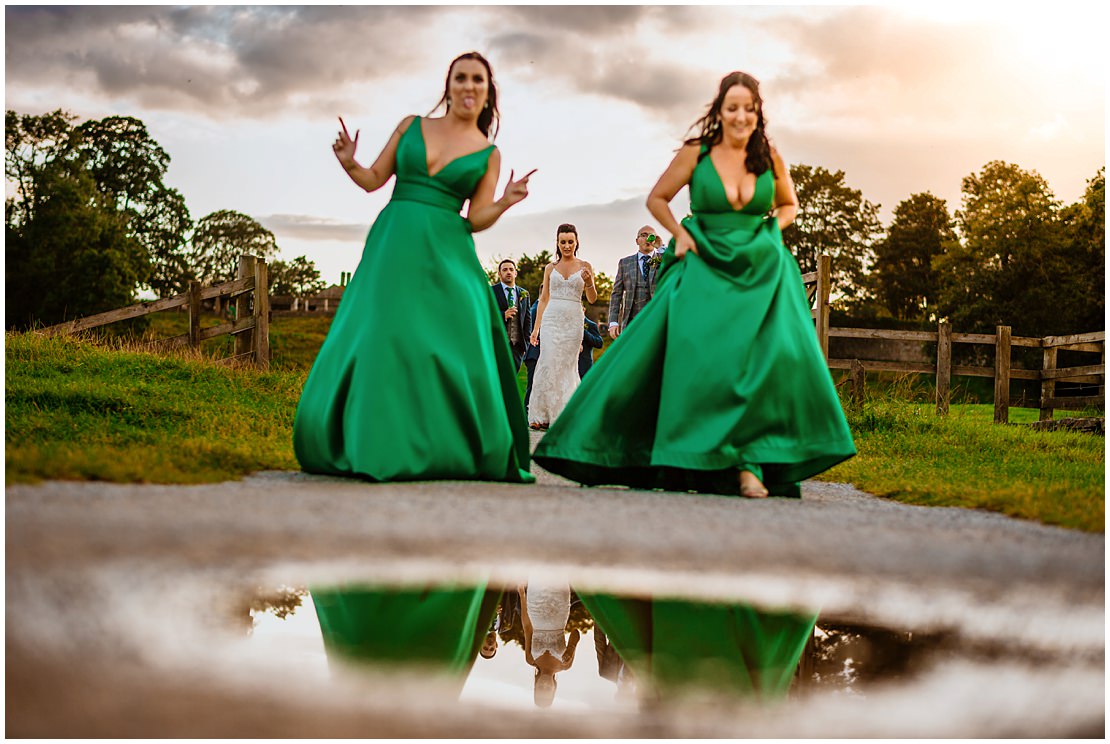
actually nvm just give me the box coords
[684,71,773,176]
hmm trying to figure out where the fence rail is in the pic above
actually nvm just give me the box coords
[38,255,270,369]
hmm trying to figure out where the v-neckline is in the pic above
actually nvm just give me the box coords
[706,151,765,213]
[415,117,494,179]
[552,266,583,283]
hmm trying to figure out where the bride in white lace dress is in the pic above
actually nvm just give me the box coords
[527,223,598,429]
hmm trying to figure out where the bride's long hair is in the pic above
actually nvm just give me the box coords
[553,223,579,264]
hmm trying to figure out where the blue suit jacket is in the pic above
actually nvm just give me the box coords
[579,317,604,378]
[523,300,541,364]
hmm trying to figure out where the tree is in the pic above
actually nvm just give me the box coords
[515,249,553,299]
[934,161,1064,335]
[75,116,193,297]
[189,209,280,284]
[270,255,326,298]
[5,110,149,329]
[782,165,882,306]
[868,193,954,321]
[1052,168,1104,332]
[6,159,147,329]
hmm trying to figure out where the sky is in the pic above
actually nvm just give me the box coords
[5,3,1106,287]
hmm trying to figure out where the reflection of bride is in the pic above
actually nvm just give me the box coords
[519,577,581,707]
[528,223,598,430]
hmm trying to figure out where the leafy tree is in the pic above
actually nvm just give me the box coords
[868,193,955,321]
[5,110,149,328]
[515,249,553,299]
[782,164,882,306]
[75,116,194,297]
[189,209,280,284]
[6,159,146,329]
[1054,168,1105,332]
[270,255,326,298]
[934,160,1064,335]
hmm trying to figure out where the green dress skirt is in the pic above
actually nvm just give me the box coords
[534,148,856,496]
[311,584,501,682]
[293,117,532,483]
[579,593,818,699]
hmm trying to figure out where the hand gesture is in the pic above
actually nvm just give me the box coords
[500,168,538,209]
[529,329,540,346]
[609,325,620,339]
[674,228,699,260]
[332,116,359,167]
[581,267,593,286]
[504,306,517,320]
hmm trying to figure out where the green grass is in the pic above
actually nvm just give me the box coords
[6,332,304,483]
[818,397,1105,532]
[144,310,332,370]
[6,326,1104,533]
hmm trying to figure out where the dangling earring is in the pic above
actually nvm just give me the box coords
[446,98,452,109]
[483,100,490,109]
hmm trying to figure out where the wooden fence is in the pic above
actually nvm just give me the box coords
[800,256,1104,423]
[39,255,271,369]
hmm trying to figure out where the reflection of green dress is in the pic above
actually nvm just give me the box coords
[311,584,501,677]
[534,147,855,496]
[579,593,817,699]
[294,117,533,483]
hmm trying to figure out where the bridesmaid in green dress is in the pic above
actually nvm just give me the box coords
[294,52,537,483]
[534,71,856,497]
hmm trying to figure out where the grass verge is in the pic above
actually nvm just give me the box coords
[6,332,303,484]
[819,398,1104,533]
[6,330,1104,533]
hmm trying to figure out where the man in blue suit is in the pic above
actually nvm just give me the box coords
[491,259,532,371]
[579,312,604,378]
[523,299,541,408]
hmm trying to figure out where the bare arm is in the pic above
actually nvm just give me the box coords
[467,150,537,232]
[528,265,554,346]
[581,262,598,304]
[646,142,701,258]
[518,587,535,664]
[333,115,414,193]
[769,145,798,230]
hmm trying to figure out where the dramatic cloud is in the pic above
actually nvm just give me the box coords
[5,6,444,117]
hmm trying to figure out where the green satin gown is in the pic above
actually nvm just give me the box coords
[293,117,533,483]
[579,593,817,699]
[533,146,856,496]
[311,584,501,680]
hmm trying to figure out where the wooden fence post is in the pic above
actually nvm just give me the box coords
[234,255,257,358]
[188,281,202,348]
[850,359,865,407]
[936,320,952,415]
[1039,343,1057,421]
[816,255,831,360]
[252,258,270,370]
[994,325,1011,424]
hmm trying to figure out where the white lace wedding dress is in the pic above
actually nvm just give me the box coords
[528,268,586,426]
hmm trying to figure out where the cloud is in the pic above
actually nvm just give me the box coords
[5,6,443,117]
[257,213,367,243]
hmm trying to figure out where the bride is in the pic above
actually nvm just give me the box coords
[527,223,597,429]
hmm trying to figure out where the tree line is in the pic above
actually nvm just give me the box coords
[8,109,1102,338]
[5,109,328,330]
[493,162,1104,338]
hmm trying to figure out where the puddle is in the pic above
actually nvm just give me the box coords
[238,577,1082,716]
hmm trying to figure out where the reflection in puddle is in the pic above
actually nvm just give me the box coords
[244,579,956,711]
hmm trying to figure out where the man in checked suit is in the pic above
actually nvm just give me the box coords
[608,225,663,339]
[491,258,532,371]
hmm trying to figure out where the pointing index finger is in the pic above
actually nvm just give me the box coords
[519,168,538,181]
[338,116,352,140]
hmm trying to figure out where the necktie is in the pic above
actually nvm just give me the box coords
[507,287,514,307]
[640,255,649,280]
